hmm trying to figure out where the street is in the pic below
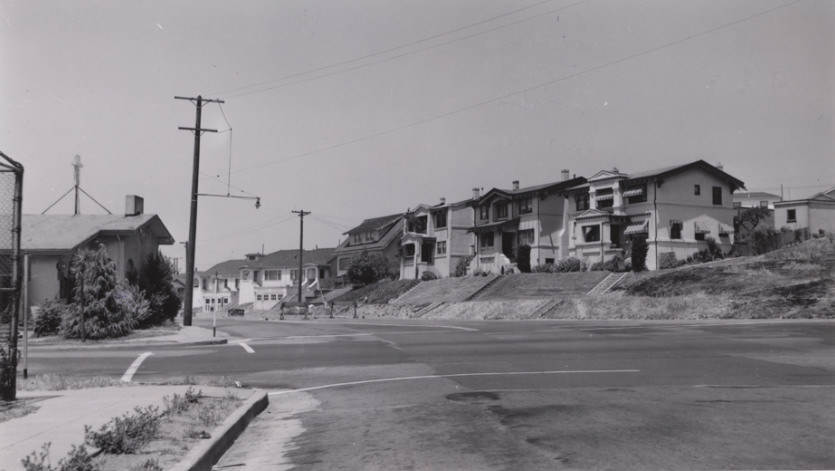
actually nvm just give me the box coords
[26,318,835,469]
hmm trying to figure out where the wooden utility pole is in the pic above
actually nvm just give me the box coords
[176,95,224,326]
[293,210,311,303]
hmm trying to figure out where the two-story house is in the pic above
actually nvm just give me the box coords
[236,248,335,310]
[400,198,474,279]
[334,214,404,280]
[197,258,245,313]
[565,160,745,270]
[468,171,588,274]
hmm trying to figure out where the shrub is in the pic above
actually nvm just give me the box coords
[163,387,202,416]
[34,299,67,337]
[631,236,648,272]
[658,252,684,270]
[133,252,181,328]
[347,251,395,287]
[114,283,151,327]
[556,257,583,272]
[453,256,472,277]
[751,227,780,255]
[84,406,161,454]
[420,271,438,281]
[517,245,532,273]
[591,254,627,272]
[21,442,101,471]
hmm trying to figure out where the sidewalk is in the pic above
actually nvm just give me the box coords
[1,327,265,471]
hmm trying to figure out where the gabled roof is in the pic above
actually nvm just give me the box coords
[624,160,745,191]
[21,214,174,251]
[203,258,247,277]
[733,191,781,200]
[343,213,403,236]
[241,248,336,269]
[774,188,835,206]
[473,177,588,205]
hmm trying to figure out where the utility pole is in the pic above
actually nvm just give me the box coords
[176,95,224,326]
[72,155,82,215]
[293,210,311,303]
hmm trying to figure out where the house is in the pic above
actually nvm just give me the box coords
[20,195,174,310]
[235,248,336,310]
[173,273,203,312]
[399,197,474,279]
[565,160,745,270]
[773,186,835,236]
[468,170,588,274]
[197,258,246,313]
[733,191,782,209]
[334,214,404,280]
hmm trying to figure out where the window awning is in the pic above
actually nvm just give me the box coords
[467,218,519,233]
[718,223,734,235]
[624,220,648,234]
[595,193,614,201]
[694,221,711,234]
[622,188,644,198]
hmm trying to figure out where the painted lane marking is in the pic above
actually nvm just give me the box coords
[121,352,153,383]
[238,342,255,354]
[268,369,640,396]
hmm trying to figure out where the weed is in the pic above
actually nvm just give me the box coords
[84,405,161,454]
[163,387,202,416]
[21,442,101,471]
[129,459,163,471]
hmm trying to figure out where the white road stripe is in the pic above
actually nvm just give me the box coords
[121,352,153,383]
[268,369,640,396]
[238,342,255,354]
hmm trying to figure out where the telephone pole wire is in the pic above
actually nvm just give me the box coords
[292,210,311,304]
[176,95,224,326]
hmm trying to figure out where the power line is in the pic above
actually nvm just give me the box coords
[212,0,564,97]
[233,0,804,175]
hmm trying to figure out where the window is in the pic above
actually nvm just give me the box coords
[256,294,263,301]
[695,232,706,241]
[519,198,533,214]
[264,270,281,281]
[479,205,489,220]
[787,209,796,223]
[624,184,647,204]
[583,225,600,242]
[307,268,316,280]
[193,277,199,288]
[575,194,589,211]
[290,269,299,281]
[495,202,509,219]
[545,258,555,265]
[670,221,683,240]
[712,186,722,205]
[338,257,352,271]
[434,210,447,229]
[519,229,535,246]
[596,188,614,209]
[694,184,701,196]
[252,270,260,282]
[481,232,494,248]
[408,216,428,234]
[271,294,277,301]
[436,241,447,255]
[403,244,416,257]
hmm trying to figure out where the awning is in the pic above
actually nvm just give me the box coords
[718,223,734,235]
[622,188,644,198]
[467,218,519,233]
[624,220,648,234]
[595,193,614,201]
[694,221,711,234]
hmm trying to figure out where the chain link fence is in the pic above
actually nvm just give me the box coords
[0,151,23,401]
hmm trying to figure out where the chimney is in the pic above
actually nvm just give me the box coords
[472,187,480,199]
[512,180,520,190]
[716,162,724,170]
[125,195,144,216]
[440,197,446,205]
[561,169,570,181]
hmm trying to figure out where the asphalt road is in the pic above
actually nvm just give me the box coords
[26,318,835,470]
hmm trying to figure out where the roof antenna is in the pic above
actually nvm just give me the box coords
[41,155,112,215]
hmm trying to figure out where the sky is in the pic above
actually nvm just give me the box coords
[2,0,833,272]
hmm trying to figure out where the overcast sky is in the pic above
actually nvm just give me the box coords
[2,0,833,271]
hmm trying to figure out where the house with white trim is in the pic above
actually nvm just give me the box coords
[399,197,474,279]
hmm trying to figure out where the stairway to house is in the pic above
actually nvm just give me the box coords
[587,272,629,295]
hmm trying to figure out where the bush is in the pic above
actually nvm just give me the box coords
[420,271,438,281]
[517,245,532,273]
[533,257,584,273]
[133,252,181,328]
[751,227,780,255]
[114,283,151,327]
[34,299,67,337]
[453,256,472,277]
[163,388,202,416]
[658,252,684,270]
[631,236,648,272]
[591,254,627,272]
[84,406,161,454]
[347,251,395,287]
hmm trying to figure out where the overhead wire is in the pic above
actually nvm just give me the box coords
[232,0,805,175]
[211,0,562,97]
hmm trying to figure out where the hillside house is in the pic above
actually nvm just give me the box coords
[565,160,745,270]
[773,186,835,236]
[468,171,588,274]
[334,214,404,280]
[400,198,474,279]
[20,195,174,310]
[236,248,335,310]
[197,258,245,313]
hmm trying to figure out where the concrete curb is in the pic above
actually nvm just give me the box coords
[169,389,269,471]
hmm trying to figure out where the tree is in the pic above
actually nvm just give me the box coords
[62,243,136,340]
[133,251,181,328]
[347,251,393,287]
[631,235,648,272]
[517,245,532,273]
[736,207,771,238]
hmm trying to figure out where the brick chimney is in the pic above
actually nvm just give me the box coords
[125,195,144,216]
[512,180,520,190]
[472,187,481,199]
[561,169,570,181]
[440,197,446,205]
